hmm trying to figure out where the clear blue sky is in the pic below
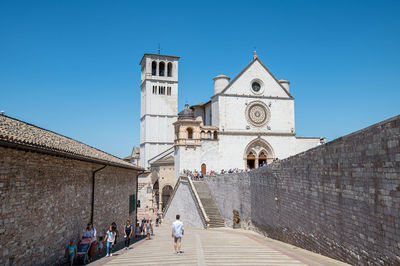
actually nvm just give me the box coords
[1,0,399,158]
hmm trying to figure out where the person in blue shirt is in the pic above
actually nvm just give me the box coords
[66,239,77,266]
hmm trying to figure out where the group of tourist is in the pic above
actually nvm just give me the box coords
[65,220,140,265]
[182,168,247,178]
[139,217,154,240]
[182,159,282,180]
[183,169,204,180]
[66,214,186,264]
[217,168,245,174]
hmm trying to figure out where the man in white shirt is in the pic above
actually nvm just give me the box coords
[171,214,184,254]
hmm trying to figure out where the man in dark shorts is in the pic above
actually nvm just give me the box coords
[171,214,184,254]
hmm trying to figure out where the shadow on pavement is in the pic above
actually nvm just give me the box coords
[62,236,148,265]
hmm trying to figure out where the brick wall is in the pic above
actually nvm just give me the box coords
[206,115,400,265]
[0,147,138,265]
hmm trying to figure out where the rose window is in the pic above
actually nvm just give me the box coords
[246,101,270,127]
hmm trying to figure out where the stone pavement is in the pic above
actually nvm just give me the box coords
[91,224,348,266]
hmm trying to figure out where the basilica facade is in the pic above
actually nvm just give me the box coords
[137,52,324,209]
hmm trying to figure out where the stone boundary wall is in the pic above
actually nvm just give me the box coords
[0,147,138,265]
[205,115,400,265]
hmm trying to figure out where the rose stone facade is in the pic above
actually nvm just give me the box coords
[138,52,324,183]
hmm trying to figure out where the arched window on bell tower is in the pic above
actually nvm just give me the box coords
[167,62,172,77]
[159,62,165,76]
[151,61,157,76]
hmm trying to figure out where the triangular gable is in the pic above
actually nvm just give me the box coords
[213,57,293,99]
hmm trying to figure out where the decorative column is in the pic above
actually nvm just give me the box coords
[158,189,163,213]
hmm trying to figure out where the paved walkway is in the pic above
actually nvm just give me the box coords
[91,224,347,266]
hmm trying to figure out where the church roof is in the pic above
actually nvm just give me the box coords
[139,53,180,65]
[212,57,294,99]
[151,155,174,166]
[0,115,143,170]
[178,103,195,120]
[191,100,211,109]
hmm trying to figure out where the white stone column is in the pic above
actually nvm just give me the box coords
[156,60,159,76]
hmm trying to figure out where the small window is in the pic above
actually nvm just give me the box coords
[252,81,261,92]
[159,86,165,95]
[167,87,171,95]
[187,128,193,139]
[152,86,157,94]
[152,61,157,76]
[213,131,218,140]
[159,62,165,76]
[129,194,136,213]
[167,62,172,77]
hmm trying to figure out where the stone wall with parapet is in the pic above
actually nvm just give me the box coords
[205,115,400,265]
[0,147,138,265]
[164,180,205,228]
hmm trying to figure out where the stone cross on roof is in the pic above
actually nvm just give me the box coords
[253,47,258,60]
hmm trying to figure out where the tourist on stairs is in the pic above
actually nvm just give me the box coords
[172,214,184,254]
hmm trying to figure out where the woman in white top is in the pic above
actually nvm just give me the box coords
[104,225,116,257]
[83,223,97,261]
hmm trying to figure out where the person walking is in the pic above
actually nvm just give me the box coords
[111,222,119,246]
[171,214,184,254]
[104,225,116,257]
[135,222,140,239]
[150,219,154,235]
[65,239,77,266]
[145,219,152,240]
[124,220,133,250]
[158,213,162,225]
[141,218,146,237]
[83,223,97,261]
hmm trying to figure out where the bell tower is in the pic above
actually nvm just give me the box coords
[139,53,180,169]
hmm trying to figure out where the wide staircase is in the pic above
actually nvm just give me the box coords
[193,181,225,228]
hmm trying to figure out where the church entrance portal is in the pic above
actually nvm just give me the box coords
[244,138,275,169]
[201,163,206,174]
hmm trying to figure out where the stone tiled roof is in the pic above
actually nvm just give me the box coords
[0,115,143,170]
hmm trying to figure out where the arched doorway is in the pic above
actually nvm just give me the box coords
[247,152,256,169]
[201,163,206,174]
[161,185,173,212]
[244,138,275,169]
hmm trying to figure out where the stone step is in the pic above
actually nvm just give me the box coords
[209,221,225,224]
[208,216,224,220]
[193,181,225,229]
[209,224,225,228]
